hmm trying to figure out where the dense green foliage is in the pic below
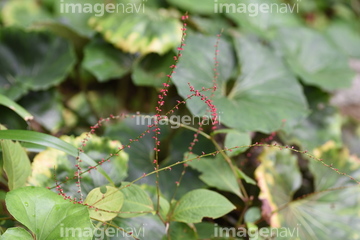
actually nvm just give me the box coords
[1,0,360,239]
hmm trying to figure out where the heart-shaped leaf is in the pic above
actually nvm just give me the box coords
[0,28,76,100]
[6,186,93,240]
[255,142,360,239]
[172,34,308,133]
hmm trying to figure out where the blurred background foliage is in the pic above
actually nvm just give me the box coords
[1,0,360,239]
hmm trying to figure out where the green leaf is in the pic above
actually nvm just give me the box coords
[187,153,242,197]
[118,182,154,218]
[132,52,174,87]
[274,27,355,91]
[112,215,166,239]
[0,94,33,121]
[224,130,251,156]
[167,222,197,240]
[89,8,182,55]
[170,189,236,223]
[235,167,256,185]
[0,227,33,240]
[0,130,114,185]
[282,88,342,151]
[255,147,302,211]
[53,0,101,37]
[326,21,360,58]
[1,139,31,190]
[172,34,308,133]
[5,186,93,240]
[19,90,65,132]
[1,0,52,28]
[244,207,261,223]
[0,28,76,100]
[82,39,133,82]
[255,142,360,239]
[84,186,124,222]
[167,0,215,14]
[225,0,301,39]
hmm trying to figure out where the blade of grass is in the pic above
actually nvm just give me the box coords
[0,130,114,185]
[0,94,33,121]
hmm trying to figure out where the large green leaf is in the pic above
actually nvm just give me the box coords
[170,189,236,223]
[53,0,102,37]
[84,186,124,222]
[1,0,52,28]
[0,227,33,240]
[255,142,360,240]
[172,34,308,133]
[132,51,174,87]
[19,90,65,132]
[273,27,355,91]
[82,39,134,82]
[1,139,31,190]
[166,0,215,14]
[187,153,243,198]
[225,0,301,39]
[5,186,93,239]
[89,8,182,55]
[0,28,76,100]
[118,182,154,218]
[326,21,360,58]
